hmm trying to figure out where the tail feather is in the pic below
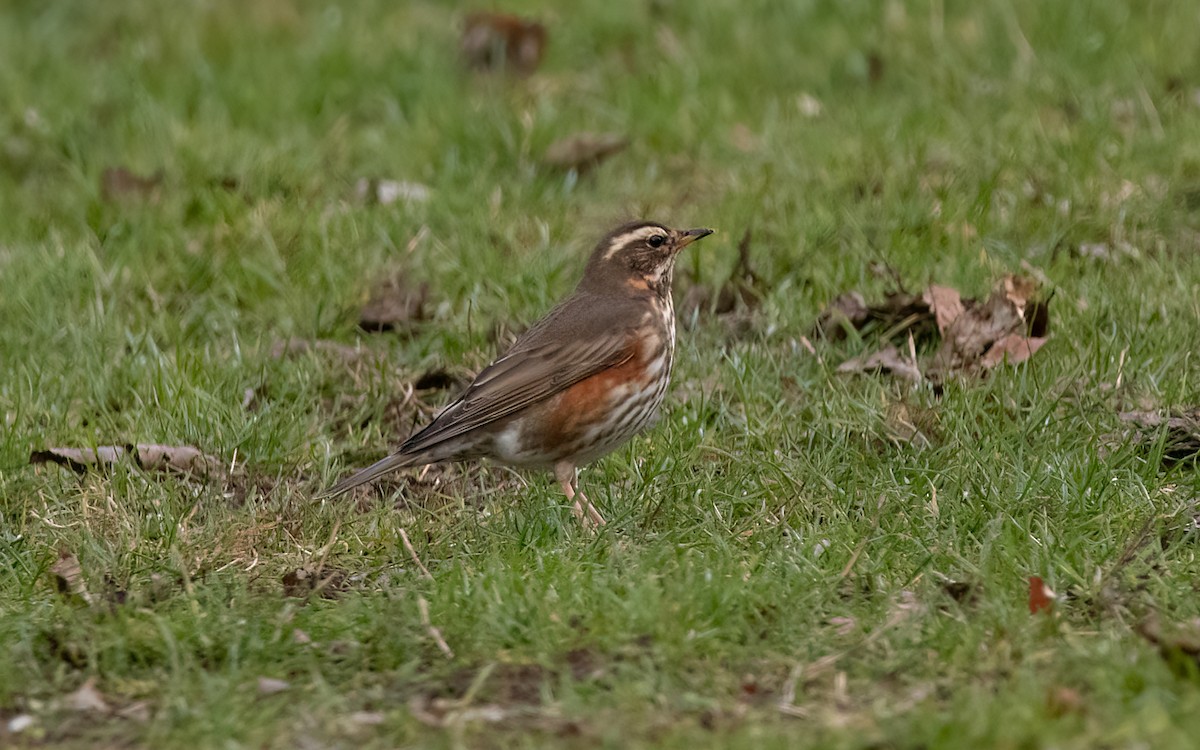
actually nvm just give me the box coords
[315,452,424,499]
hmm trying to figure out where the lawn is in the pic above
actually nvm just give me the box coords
[2,0,1200,747]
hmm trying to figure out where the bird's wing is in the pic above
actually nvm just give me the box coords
[399,296,641,455]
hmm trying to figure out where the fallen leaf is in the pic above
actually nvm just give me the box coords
[353,178,430,206]
[1028,576,1055,614]
[928,275,1049,378]
[812,290,933,342]
[461,12,546,74]
[7,715,35,733]
[922,284,964,335]
[543,132,627,172]
[49,551,94,605]
[358,274,430,333]
[30,444,223,477]
[101,167,162,202]
[65,677,110,713]
[1112,408,1200,467]
[811,291,869,340]
[978,334,1048,368]
[257,677,291,695]
[836,345,922,383]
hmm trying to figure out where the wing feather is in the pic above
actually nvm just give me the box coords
[398,293,642,455]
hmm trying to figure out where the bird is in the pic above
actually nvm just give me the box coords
[318,221,714,527]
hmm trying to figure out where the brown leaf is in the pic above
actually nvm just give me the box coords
[836,344,922,383]
[928,275,1049,378]
[812,289,933,342]
[65,677,110,713]
[922,284,964,335]
[50,551,94,605]
[461,12,546,74]
[358,274,430,333]
[1028,576,1055,614]
[811,292,869,340]
[979,334,1048,368]
[543,132,627,172]
[1114,408,1200,466]
[101,167,162,202]
[31,445,222,477]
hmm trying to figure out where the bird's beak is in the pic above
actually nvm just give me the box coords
[676,228,715,249]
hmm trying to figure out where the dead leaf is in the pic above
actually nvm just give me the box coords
[922,284,964,335]
[50,551,94,605]
[101,167,162,202]
[353,178,430,206]
[461,12,546,74]
[1111,408,1200,466]
[257,677,291,695]
[811,290,933,342]
[836,345,922,383]
[30,444,222,477]
[979,334,1049,368]
[543,132,627,172]
[1028,576,1055,614]
[811,292,869,340]
[358,274,430,333]
[928,275,1049,378]
[65,677,110,713]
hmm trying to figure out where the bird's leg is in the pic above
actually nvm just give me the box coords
[555,462,605,529]
[572,473,606,527]
[555,462,587,525]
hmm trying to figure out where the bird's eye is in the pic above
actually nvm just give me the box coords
[648,235,667,248]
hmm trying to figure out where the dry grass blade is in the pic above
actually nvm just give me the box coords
[418,596,454,659]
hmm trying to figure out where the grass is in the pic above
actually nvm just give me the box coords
[2,0,1200,746]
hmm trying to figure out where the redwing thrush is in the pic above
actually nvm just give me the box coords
[318,221,714,527]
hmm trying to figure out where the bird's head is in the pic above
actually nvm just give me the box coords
[580,221,714,296]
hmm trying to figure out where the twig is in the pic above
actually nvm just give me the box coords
[400,527,433,580]
[418,595,454,659]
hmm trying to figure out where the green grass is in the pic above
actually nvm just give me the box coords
[3,0,1200,747]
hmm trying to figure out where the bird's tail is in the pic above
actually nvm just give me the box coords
[314,451,424,500]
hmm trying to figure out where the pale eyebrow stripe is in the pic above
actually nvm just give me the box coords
[603,226,665,259]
